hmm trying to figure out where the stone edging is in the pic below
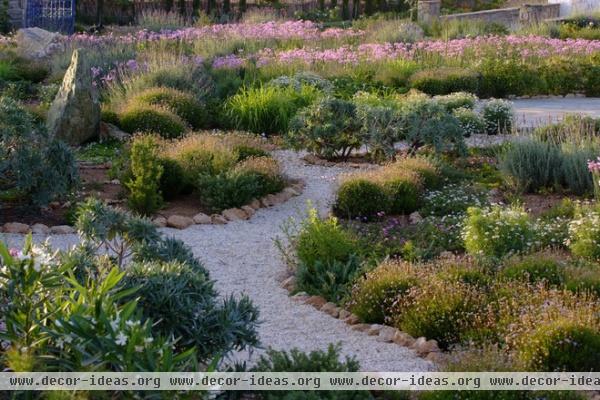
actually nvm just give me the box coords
[279,276,444,364]
[152,180,306,230]
[0,181,306,235]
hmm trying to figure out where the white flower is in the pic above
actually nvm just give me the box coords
[144,337,154,345]
[110,317,120,331]
[135,346,144,353]
[115,332,128,346]
[125,320,139,328]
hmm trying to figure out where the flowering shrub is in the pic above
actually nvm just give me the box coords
[482,99,514,135]
[453,107,486,137]
[567,210,600,260]
[462,206,537,259]
[434,92,478,112]
[348,261,419,324]
[0,239,196,372]
[421,184,488,217]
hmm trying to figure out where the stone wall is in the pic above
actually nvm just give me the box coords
[418,0,561,26]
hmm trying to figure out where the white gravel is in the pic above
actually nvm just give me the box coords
[1,150,432,372]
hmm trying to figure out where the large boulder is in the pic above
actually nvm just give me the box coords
[16,27,63,59]
[47,49,101,145]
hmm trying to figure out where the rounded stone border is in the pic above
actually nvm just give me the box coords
[280,275,444,364]
[0,181,306,235]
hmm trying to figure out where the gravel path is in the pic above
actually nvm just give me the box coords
[1,150,432,372]
[509,98,600,128]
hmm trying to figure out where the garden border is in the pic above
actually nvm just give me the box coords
[279,273,444,364]
[0,181,306,234]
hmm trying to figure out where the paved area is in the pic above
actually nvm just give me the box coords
[511,98,600,128]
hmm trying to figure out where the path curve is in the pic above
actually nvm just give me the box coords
[510,98,600,128]
[1,150,432,372]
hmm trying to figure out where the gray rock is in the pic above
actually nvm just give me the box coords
[167,215,194,229]
[192,213,212,224]
[31,223,50,234]
[408,211,423,225]
[99,122,129,142]
[3,222,30,234]
[377,326,397,343]
[47,49,101,145]
[50,225,75,234]
[16,28,62,59]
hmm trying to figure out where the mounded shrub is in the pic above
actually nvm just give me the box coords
[500,252,566,286]
[119,104,186,138]
[394,278,486,349]
[462,206,536,259]
[379,169,423,215]
[159,157,187,199]
[482,99,513,135]
[516,322,600,371]
[295,208,358,270]
[409,68,479,95]
[390,157,441,189]
[132,87,206,129]
[348,261,419,324]
[287,97,362,160]
[296,255,363,302]
[453,107,486,137]
[333,178,391,220]
[568,211,600,260]
[434,92,478,112]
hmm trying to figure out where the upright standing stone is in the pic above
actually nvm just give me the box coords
[46,49,101,145]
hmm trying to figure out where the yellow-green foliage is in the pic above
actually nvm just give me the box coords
[348,261,419,324]
[125,135,164,215]
[132,87,206,128]
[333,157,440,219]
[119,104,186,138]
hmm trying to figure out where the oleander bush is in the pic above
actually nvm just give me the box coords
[0,96,78,207]
[119,104,187,138]
[409,68,480,95]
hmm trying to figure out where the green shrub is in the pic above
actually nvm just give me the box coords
[124,135,163,215]
[250,344,371,400]
[132,87,206,129]
[287,97,362,160]
[159,157,187,199]
[295,208,358,270]
[334,178,391,220]
[226,84,319,135]
[0,97,78,206]
[296,255,363,302]
[395,279,485,349]
[434,92,477,111]
[269,72,334,94]
[482,99,513,135]
[463,206,536,259]
[398,95,467,155]
[499,139,562,193]
[453,107,486,137]
[348,261,418,324]
[568,211,600,260]
[478,60,546,98]
[134,64,213,99]
[559,144,597,196]
[355,102,402,161]
[234,144,270,161]
[122,260,259,357]
[517,322,600,371]
[380,170,423,215]
[500,252,566,286]
[421,184,488,217]
[409,68,479,95]
[119,104,186,138]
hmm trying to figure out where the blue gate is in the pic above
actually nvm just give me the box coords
[25,0,75,34]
